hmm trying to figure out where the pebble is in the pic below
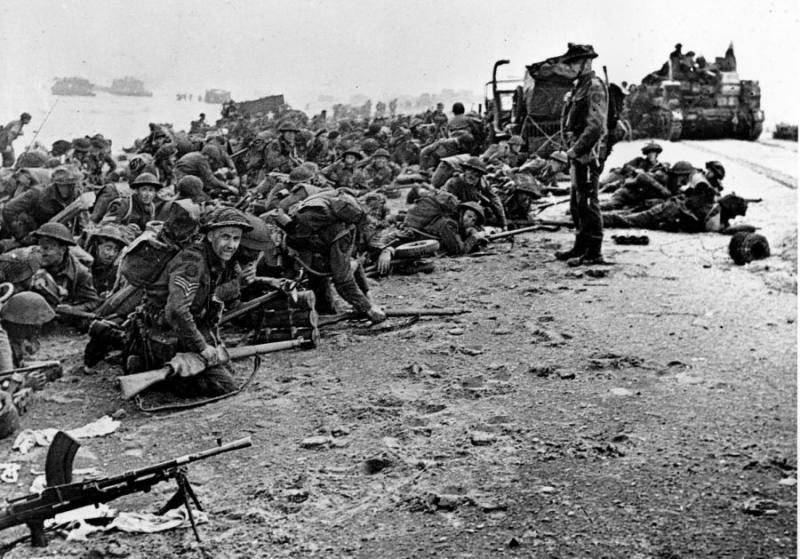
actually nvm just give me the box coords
[470,431,497,446]
[300,436,330,449]
[558,370,576,380]
[778,477,797,486]
[111,408,127,420]
[610,387,633,397]
[448,328,465,335]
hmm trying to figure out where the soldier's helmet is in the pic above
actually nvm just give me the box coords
[51,166,79,185]
[462,157,488,175]
[705,161,725,180]
[508,135,525,147]
[343,147,364,160]
[163,199,201,243]
[289,166,316,184]
[372,148,391,159]
[1,292,55,325]
[278,122,300,133]
[0,248,43,285]
[204,207,254,233]
[130,172,161,189]
[669,160,695,176]
[176,175,208,202]
[361,138,380,155]
[240,214,273,252]
[88,224,135,249]
[549,151,569,164]
[71,137,92,153]
[457,201,486,226]
[33,223,76,246]
[456,133,475,149]
[641,142,663,154]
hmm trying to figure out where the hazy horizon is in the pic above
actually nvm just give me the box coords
[1,0,798,124]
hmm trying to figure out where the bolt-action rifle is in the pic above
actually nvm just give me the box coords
[0,433,251,549]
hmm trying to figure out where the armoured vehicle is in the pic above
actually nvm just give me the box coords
[51,77,95,96]
[624,43,762,141]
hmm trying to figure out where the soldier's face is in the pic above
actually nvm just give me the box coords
[344,155,357,166]
[136,185,157,205]
[207,226,243,261]
[461,209,479,229]
[39,238,67,267]
[55,182,75,200]
[374,156,388,168]
[464,170,481,186]
[283,131,296,144]
[96,240,121,265]
[516,192,532,211]
[646,152,658,163]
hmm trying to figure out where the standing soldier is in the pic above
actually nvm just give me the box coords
[555,43,609,266]
[0,113,31,168]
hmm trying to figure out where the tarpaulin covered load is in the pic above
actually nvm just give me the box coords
[523,60,574,120]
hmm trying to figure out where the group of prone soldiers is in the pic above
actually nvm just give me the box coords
[0,94,754,402]
[597,141,751,234]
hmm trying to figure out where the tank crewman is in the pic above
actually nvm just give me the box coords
[264,122,303,174]
[556,43,609,266]
[174,151,238,197]
[101,172,158,231]
[600,141,666,189]
[86,224,135,296]
[419,133,474,171]
[321,148,367,191]
[362,149,401,190]
[3,165,81,247]
[126,208,252,396]
[0,112,31,168]
[443,157,507,229]
[29,223,101,313]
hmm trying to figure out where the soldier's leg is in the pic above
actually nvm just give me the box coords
[431,162,454,188]
[556,163,588,261]
[600,185,638,211]
[575,161,604,262]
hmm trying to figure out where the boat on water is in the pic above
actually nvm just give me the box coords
[107,77,153,97]
[51,77,96,96]
[204,89,232,104]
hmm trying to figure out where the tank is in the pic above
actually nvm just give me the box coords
[624,43,763,141]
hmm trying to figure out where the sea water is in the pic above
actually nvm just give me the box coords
[2,90,221,155]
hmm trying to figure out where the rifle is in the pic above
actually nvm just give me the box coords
[13,100,58,171]
[318,308,469,327]
[219,280,297,324]
[119,338,313,399]
[484,222,568,243]
[54,306,104,322]
[0,432,251,548]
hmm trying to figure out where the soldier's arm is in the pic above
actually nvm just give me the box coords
[100,198,126,224]
[634,172,671,198]
[66,265,103,312]
[329,234,372,313]
[571,79,608,158]
[3,189,38,241]
[483,183,508,228]
[165,252,208,353]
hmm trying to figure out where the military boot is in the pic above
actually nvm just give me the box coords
[568,237,607,266]
[555,235,586,261]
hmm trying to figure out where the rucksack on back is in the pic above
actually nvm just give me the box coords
[291,189,364,233]
[118,225,179,288]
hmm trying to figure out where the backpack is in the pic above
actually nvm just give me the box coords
[605,82,626,157]
[118,225,179,288]
[291,189,364,233]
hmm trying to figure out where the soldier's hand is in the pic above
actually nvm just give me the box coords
[200,345,220,366]
[240,262,257,285]
[366,305,387,324]
[377,249,393,276]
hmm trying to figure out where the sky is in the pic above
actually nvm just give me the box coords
[1,0,798,123]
